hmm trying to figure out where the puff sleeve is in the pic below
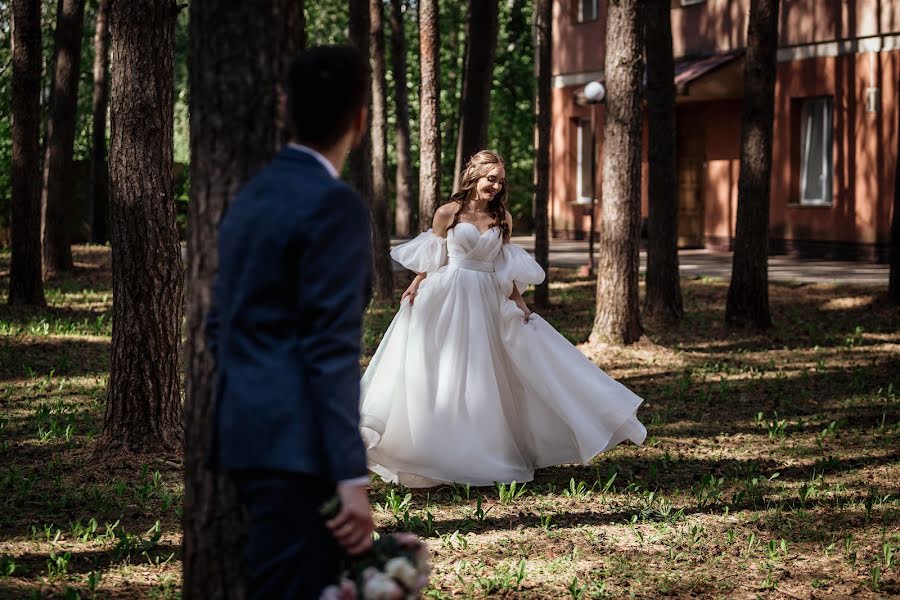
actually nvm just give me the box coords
[493,243,546,297]
[390,229,448,274]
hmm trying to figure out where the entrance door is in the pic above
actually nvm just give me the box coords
[676,110,705,248]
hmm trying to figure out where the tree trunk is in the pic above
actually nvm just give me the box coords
[494,0,527,174]
[444,0,464,195]
[101,0,183,453]
[532,0,551,309]
[589,0,644,346]
[889,76,900,304]
[389,0,414,238]
[41,0,85,277]
[417,0,441,230]
[452,0,498,190]
[88,0,110,244]
[368,0,394,301]
[9,0,46,306]
[274,0,306,145]
[183,0,299,596]
[725,0,779,329]
[643,0,683,322]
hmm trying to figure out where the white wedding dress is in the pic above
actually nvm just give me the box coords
[360,222,647,488]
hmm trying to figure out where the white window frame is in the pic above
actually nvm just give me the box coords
[576,0,599,23]
[576,119,593,203]
[798,97,834,206]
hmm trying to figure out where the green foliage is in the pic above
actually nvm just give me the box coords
[308,0,537,228]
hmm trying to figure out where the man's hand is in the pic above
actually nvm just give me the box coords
[326,483,374,555]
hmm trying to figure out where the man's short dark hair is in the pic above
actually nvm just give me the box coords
[286,45,369,150]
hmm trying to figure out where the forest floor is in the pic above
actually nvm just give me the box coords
[0,245,898,599]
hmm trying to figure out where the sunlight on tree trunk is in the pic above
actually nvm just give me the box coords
[418,0,441,230]
[589,0,644,346]
[369,0,394,301]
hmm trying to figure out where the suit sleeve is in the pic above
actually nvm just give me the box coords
[205,292,220,364]
[298,186,372,482]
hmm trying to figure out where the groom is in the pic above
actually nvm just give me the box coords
[207,46,374,598]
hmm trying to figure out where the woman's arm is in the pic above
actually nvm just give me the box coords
[402,205,457,305]
[504,211,532,322]
[401,272,426,304]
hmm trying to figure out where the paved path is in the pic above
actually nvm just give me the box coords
[390,236,888,285]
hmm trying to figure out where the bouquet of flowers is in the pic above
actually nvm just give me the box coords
[319,498,430,600]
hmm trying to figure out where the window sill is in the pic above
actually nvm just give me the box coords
[787,202,834,208]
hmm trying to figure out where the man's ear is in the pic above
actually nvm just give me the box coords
[352,106,369,146]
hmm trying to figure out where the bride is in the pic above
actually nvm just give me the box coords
[360,150,646,488]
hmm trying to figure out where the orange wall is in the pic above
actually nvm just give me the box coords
[554,0,900,74]
[771,50,899,244]
[550,50,898,246]
[551,0,605,76]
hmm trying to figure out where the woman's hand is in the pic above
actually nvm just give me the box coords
[515,298,532,322]
[401,275,425,305]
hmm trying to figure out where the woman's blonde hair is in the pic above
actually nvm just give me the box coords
[445,150,510,241]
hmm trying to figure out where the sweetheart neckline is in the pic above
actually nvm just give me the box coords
[454,221,499,237]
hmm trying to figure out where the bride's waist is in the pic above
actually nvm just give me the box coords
[447,257,495,272]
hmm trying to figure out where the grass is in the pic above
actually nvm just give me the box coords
[1,245,898,598]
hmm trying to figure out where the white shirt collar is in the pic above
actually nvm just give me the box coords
[287,143,338,179]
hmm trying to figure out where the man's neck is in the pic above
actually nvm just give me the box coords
[290,140,349,176]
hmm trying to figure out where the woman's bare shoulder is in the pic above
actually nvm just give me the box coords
[432,201,460,236]
[435,201,461,219]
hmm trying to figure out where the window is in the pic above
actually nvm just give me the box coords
[576,0,598,23]
[576,119,594,202]
[799,97,833,205]
[679,0,707,6]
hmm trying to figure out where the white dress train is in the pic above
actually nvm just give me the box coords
[360,222,647,488]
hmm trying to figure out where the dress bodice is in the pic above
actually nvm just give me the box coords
[447,222,503,263]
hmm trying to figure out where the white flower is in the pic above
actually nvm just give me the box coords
[384,557,420,590]
[362,572,404,600]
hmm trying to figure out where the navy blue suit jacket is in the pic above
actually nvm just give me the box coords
[207,146,372,482]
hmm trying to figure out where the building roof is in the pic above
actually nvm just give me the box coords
[674,50,744,95]
[572,49,744,105]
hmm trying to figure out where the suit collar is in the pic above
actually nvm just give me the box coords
[279,144,339,179]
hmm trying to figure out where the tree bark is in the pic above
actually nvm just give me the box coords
[41,0,85,277]
[452,0,499,191]
[274,0,306,146]
[417,0,441,230]
[389,0,414,238]
[183,0,299,596]
[532,0,551,309]
[368,0,394,301]
[643,0,683,322]
[889,75,900,304]
[589,0,644,346]
[9,0,46,306]
[725,0,779,329]
[88,0,110,244]
[101,0,183,453]
[494,0,527,173]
